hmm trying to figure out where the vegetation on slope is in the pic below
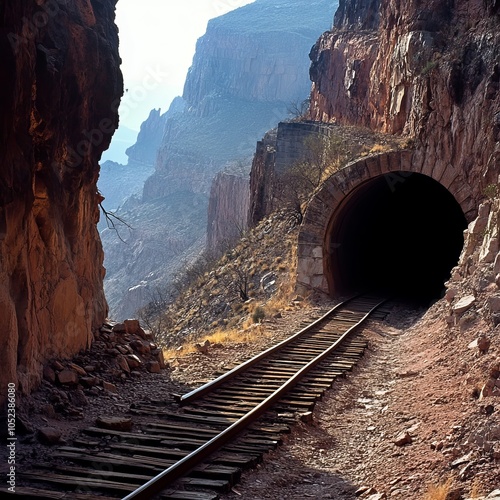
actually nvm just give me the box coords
[140,125,407,352]
[141,209,303,350]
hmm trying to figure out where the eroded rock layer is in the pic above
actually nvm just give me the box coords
[0,0,122,403]
[309,0,500,191]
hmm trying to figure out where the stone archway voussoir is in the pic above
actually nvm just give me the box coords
[365,155,382,176]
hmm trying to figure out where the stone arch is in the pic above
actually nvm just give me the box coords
[297,150,476,297]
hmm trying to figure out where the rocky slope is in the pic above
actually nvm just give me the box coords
[0,0,122,404]
[103,0,337,319]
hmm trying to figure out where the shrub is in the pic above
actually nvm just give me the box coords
[484,183,498,200]
[252,306,266,324]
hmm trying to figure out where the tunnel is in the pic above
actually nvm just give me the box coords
[327,172,468,302]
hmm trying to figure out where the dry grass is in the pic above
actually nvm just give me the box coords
[162,323,270,361]
[157,208,304,351]
[206,324,267,345]
[424,478,453,500]
[162,344,197,360]
[470,478,486,498]
[369,143,392,154]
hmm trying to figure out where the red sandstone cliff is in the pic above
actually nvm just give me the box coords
[308,0,500,192]
[0,1,122,404]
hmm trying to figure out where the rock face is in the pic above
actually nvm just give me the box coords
[207,171,250,254]
[249,130,278,227]
[0,1,122,404]
[248,0,499,298]
[98,98,185,216]
[144,0,336,202]
[125,97,185,168]
[308,0,500,189]
[103,0,337,319]
[183,0,333,107]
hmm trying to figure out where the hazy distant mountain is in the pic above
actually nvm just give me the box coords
[103,0,337,319]
[98,98,186,226]
[100,125,138,164]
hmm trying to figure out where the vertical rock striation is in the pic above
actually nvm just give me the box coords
[207,171,250,254]
[308,0,500,192]
[0,0,122,404]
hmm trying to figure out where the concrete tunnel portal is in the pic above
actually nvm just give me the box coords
[297,151,475,303]
[326,172,467,301]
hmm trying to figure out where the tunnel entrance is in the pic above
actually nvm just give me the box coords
[328,172,467,301]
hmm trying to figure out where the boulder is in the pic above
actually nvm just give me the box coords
[116,354,131,373]
[146,361,161,374]
[488,295,500,313]
[124,319,141,335]
[490,361,500,379]
[394,431,413,446]
[96,416,133,432]
[468,334,491,354]
[195,340,210,354]
[102,381,118,393]
[57,370,79,386]
[131,339,150,355]
[43,365,56,384]
[126,354,142,369]
[112,323,127,333]
[68,363,87,376]
[452,295,476,315]
[70,389,89,407]
[38,427,62,445]
[445,288,457,302]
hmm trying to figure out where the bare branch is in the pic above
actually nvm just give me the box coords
[99,202,133,243]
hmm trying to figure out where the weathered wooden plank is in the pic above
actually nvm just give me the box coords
[161,490,219,500]
[20,472,137,494]
[5,486,118,499]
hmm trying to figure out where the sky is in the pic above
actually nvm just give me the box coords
[115,0,256,132]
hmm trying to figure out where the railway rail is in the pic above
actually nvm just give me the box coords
[11,295,389,500]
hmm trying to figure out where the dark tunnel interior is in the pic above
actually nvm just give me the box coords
[329,172,468,302]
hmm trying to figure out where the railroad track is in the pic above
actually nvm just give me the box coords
[12,295,389,500]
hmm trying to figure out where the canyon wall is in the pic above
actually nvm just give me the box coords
[0,0,122,404]
[125,97,185,169]
[145,0,337,202]
[249,0,500,229]
[308,0,500,195]
[207,171,250,254]
[104,0,337,319]
[98,98,185,216]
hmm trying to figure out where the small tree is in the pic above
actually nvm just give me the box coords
[275,133,348,223]
[138,286,172,338]
[287,97,311,122]
[232,267,250,302]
